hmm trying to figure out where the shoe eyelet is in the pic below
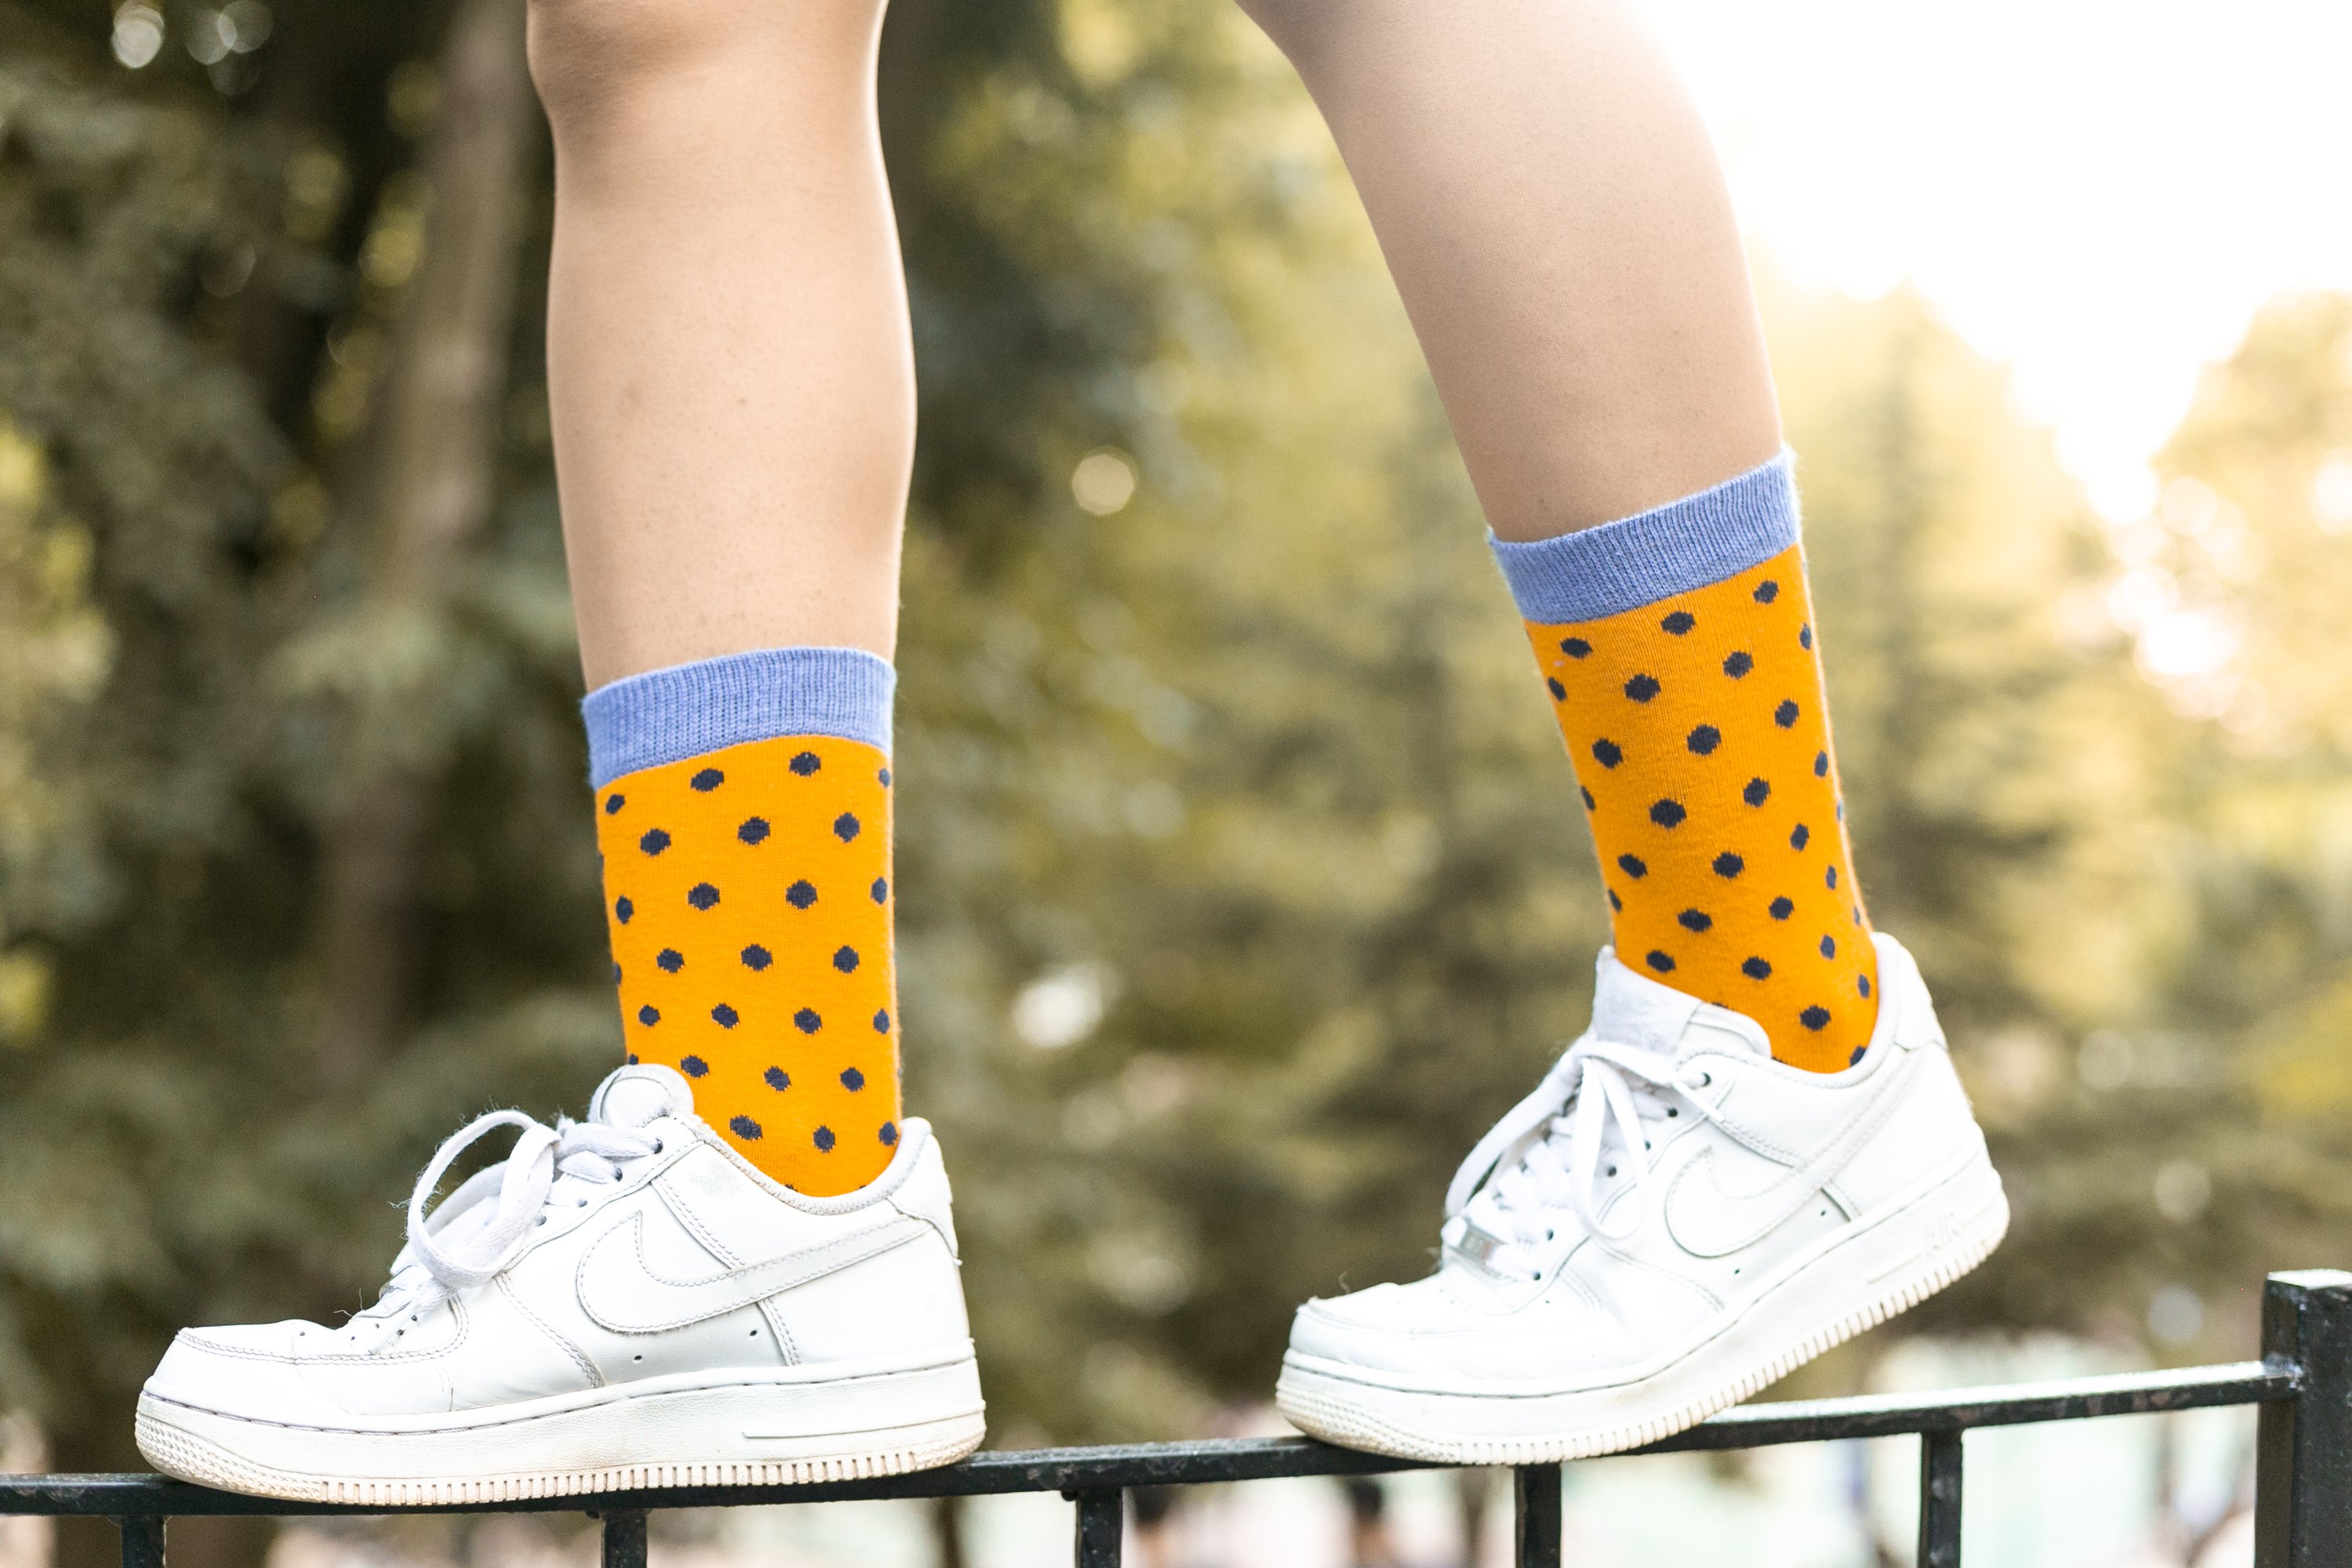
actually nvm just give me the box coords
[652,1140,664,1154]
[1667,1108,1679,1118]
[576,1197,589,1207]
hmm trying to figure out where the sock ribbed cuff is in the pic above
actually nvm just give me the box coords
[1490,452,1800,622]
[583,647,895,789]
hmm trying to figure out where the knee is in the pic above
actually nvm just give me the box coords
[527,0,709,122]
[528,0,885,129]
[1230,0,1351,68]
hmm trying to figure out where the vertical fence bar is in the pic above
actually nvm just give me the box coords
[2255,1269,2352,1568]
[1917,1430,1964,1568]
[1513,1465,1563,1568]
[114,1517,165,1568]
[600,1509,648,1568]
[1069,1488,1123,1568]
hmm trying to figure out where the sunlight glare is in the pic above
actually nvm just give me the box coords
[1636,0,2352,522]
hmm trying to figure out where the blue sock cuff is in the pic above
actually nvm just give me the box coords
[1490,452,1800,623]
[583,647,895,789]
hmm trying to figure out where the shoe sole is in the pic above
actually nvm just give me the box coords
[1274,1145,2008,1465]
[135,1356,985,1504]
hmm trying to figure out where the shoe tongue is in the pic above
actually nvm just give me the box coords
[589,1062,695,1130]
[1590,948,1771,1059]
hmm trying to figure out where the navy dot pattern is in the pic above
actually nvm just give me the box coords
[598,733,901,1195]
[1523,544,1877,1071]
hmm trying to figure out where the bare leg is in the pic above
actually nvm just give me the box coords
[530,0,909,686]
[1235,0,1882,1069]
[1236,0,1780,540]
[531,0,913,1194]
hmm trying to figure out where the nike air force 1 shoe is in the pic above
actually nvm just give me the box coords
[1276,931,2006,1464]
[136,1065,984,1502]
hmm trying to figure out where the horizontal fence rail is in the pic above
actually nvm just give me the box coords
[5,1271,2347,1568]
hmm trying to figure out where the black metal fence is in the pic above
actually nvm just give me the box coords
[5,1271,2347,1568]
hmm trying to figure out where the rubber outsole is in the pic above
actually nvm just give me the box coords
[1274,1157,2009,1465]
[135,1365,988,1504]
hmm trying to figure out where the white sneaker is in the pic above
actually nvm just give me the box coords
[136,1064,985,1502]
[1276,931,2006,1463]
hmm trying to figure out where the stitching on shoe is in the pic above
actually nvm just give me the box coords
[495,1273,605,1388]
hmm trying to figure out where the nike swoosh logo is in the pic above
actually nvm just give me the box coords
[1664,1052,1918,1258]
[577,1210,928,1334]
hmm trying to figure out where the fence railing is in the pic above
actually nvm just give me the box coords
[5,1270,2347,1568]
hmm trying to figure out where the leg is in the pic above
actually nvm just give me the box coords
[1244,0,1862,1062]
[1261,0,2005,1467]
[535,0,910,681]
[134,1,985,1497]
[1236,0,1780,539]
[533,0,910,1196]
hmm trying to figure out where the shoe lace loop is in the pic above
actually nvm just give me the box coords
[1445,1038,1716,1267]
[397,1110,661,1298]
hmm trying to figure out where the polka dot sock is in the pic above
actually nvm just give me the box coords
[1491,455,1878,1073]
[583,648,902,1194]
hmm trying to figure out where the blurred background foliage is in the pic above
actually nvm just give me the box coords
[0,0,2347,1554]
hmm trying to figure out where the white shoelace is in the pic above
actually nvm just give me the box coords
[1444,1039,1720,1276]
[364,1111,662,1321]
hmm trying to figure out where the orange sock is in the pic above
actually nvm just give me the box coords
[1493,457,1877,1071]
[584,651,901,1192]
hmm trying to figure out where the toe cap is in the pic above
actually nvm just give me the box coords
[1288,1267,1645,1390]
[143,1321,341,1424]
[1288,1278,1478,1379]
